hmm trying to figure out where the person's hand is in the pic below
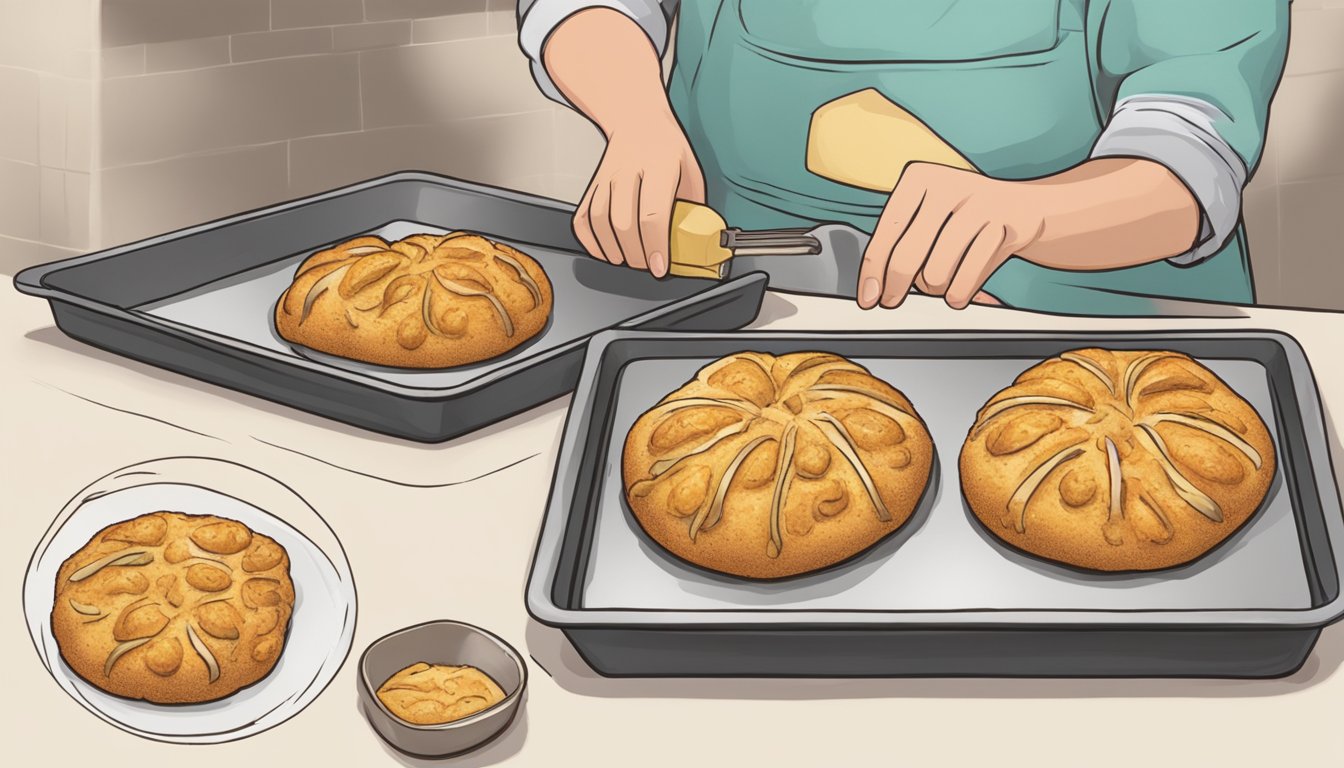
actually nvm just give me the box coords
[855,158,1201,310]
[856,162,1046,310]
[573,115,706,277]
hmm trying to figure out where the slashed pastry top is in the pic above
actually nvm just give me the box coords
[51,512,295,704]
[275,232,553,368]
[959,348,1276,572]
[622,352,934,580]
[376,663,507,725]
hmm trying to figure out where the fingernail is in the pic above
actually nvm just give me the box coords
[859,277,881,306]
[649,251,667,277]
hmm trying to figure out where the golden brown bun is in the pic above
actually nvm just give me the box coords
[51,512,295,704]
[376,663,507,725]
[275,232,553,368]
[960,349,1276,572]
[622,352,934,579]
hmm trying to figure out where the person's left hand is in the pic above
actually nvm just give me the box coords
[856,162,1048,310]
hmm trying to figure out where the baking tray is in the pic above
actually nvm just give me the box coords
[526,329,1344,677]
[13,172,767,442]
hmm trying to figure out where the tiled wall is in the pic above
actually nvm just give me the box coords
[1242,0,1344,309]
[2,1,1341,309]
[95,0,605,249]
[0,0,97,275]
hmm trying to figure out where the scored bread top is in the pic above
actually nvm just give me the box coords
[622,352,934,580]
[51,512,295,704]
[275,232,553,368]
[376,663,507,725]
[959,348,1276,572]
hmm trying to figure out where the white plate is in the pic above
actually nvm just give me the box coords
[23,457,357,744]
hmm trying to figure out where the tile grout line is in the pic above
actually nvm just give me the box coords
[356,50,365,132]
[103,140,294,172]
[135,48,356,75]
[100,107,560,173]
[82,24,518,78]
[91,11,104,250]
[1277,174,1344,187]
[0,232,80,249]
[1274,182,1282,295]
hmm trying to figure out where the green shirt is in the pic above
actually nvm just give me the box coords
[520,0,1290,314]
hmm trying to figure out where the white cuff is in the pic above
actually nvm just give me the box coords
[517,0,673,106]
[1090,95,1248,266]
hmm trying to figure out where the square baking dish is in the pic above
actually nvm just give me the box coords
[13,173,767,443]
[526,329,1344,677]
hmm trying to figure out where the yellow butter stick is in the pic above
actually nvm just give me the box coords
[668,200,732,279]
[807,88,978,192]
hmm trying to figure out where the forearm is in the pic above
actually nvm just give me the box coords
[1020,158,1201,271]
[539,7,703,276]
[542,8,676,137]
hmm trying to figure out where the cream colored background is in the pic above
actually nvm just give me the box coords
[4,286,1344,767]
[0,0,1342,306]
[3,4,1344,767]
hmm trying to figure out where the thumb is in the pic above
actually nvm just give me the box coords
[638,175,677,278]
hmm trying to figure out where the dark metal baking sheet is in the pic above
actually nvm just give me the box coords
[526,330,1344,677]
[586,357,1303,611]
[13,173,767,442]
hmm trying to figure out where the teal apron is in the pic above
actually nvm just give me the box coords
[667,0,1275,315]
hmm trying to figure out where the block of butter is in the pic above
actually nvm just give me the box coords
[668,200,733,279]
[668,89,980,280]
[806,88,978,191]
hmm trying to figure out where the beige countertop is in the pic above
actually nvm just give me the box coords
[5,284,1344,767]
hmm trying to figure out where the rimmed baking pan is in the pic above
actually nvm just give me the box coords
[526,329,1344,677]
[13,172,768,443]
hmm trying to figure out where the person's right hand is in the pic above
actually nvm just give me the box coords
[573,115,706,278]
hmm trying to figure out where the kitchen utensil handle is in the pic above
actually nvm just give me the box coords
[721,227,823,257]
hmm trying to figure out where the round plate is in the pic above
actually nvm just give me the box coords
[22,457,357,744]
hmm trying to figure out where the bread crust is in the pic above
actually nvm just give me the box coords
[51,512,295,704]
[622,352,934,580]
[275,232,553,368]
[959,349,1276,572]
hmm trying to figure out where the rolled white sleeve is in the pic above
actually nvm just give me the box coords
[517,0,678,105]
[1090,94,1249,267]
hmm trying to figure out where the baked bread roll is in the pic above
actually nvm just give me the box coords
[51,512,295,704]
[622,352,934,579]
[960,349,1275,572]
[276,232,552,368]
[376,663,507,725]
